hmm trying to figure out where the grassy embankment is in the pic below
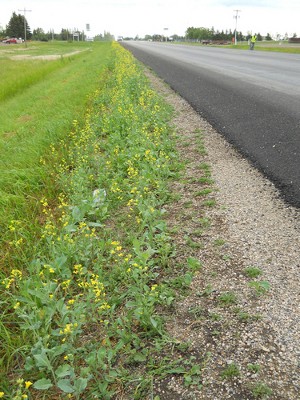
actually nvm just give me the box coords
[0,42,203,398]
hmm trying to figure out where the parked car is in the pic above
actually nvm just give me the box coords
[2,38,23,44]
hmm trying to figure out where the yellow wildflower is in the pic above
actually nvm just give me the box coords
[25,381,33,389]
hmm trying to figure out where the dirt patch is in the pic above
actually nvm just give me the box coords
[10,50,85,61]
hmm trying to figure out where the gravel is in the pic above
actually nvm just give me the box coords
[145,68,300,399]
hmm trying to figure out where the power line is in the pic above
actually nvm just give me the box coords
[18,7,32,46]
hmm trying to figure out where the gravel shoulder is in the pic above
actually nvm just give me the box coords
[145,68,300,399]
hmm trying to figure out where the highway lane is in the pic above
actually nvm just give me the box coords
[122,41,300,207]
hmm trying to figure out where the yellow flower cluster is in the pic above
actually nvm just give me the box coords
[8,220,21,232]
[1,379,33,399]
[1,269,22,290]
[8,220,25,247]
[60,322,78,336]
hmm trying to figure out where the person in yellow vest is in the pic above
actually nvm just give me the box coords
[250,34,257,50]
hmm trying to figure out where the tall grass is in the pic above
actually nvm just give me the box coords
[0,58,70,102]
[0,42,112,269]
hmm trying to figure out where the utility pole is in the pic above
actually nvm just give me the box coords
[233,9,241,45]
[163,27,168,42]
[18,7,32,47]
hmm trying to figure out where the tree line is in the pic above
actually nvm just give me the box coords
[185,27,269,42]
[0,12,114,42]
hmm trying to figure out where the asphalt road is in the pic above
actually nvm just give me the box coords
[122,41,300,208]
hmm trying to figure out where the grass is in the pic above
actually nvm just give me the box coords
[249,281,271,295]
[179,40,300,54]
[229,42,300,53]
[218,291,237,306]
[251,382,273,398]
[0,42,203,399]
[0,41,112,270]
[220,363,240,379]
[244,266,262,278]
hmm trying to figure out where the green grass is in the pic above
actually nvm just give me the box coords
[244,266,262,278]
[220,363,240,379]
[229,42,300,53]
[178,40,300,53]
[0,42,203,399]
[0,41,112,269]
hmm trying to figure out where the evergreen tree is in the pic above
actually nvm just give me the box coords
[6,12,31,39]
[265,33,272,41]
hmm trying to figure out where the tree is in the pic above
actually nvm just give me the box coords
[6,12,31,39]
[60,28,71,41]
[32,27,48,41]
[265,33,272,41]
[0,25,6,38]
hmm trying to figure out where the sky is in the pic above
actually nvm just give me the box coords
[1,0,299,39]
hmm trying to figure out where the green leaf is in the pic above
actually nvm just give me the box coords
[57,379,74,393]
[133,353,147,362]
[187,257,202,271]
[33,378,53,390]
[33,352,51,370]
[97,347,107,362]
[74,377,88,393]
[55,364,73,378]
[72,205,84,222]
[184,273,193,286]
[166,366,185,374]
[150,317,158,328]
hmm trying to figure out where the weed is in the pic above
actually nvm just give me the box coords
[185,236,203,249]
[218,291,237,306]
[197,176,214,185]
[249,281,270,295]
[251,382,273,398]
[197,217,211,228]
[244,266,262,278]
[214,238,225,246]
[209,312,222,321]
[189,306,204,318]
[194,188,213,197]
[183,200,193,208]
[220,362,240,379]
[193,228,204,237]
[197,284,214,297]
[236,310,252,322]
[187,257,202,271]
[247,363,261,374]
[197,162,211,175]
[203,199,216,207]
[196,138,207,155]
